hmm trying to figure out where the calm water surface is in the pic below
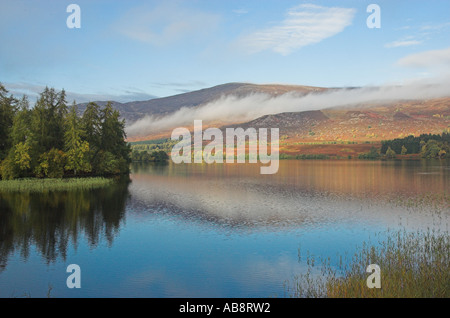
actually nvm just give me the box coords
[0,160,448,297]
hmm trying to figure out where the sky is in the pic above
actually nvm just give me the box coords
[1,0,450,103]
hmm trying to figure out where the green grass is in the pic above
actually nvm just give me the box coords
[128,137,170,145]
[289,228,450,298]
[0,177,115,192]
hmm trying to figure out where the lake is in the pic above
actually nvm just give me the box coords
[0,160,448,297]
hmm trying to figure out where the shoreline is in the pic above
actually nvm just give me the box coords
[0,177,116,192]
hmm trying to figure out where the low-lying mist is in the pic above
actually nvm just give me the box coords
[126,75,450,138]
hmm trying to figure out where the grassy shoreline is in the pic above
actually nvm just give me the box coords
[289,228,450,298]
[0,177,115,192]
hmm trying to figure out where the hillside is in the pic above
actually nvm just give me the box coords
[130,96,450,158]
[79,82,449,158]
[244,98,450,158]
[78,82,328,124]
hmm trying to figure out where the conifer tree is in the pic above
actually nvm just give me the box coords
[0,83,16,160]
[64,102,91,175]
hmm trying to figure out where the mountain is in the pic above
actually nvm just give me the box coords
[236,98,450,158]
[76,82,449,153]
[77,82,329,124]
[232,98,450,141]
[226,110,329,135]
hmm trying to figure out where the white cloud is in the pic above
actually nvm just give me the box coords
[419,22,450,31]
[385,40,422,48]
[115,3,220,46]
[238,4,356,55]
[126,75,450,137]
[4,82,157,104]
[397,47,450,68]
[389,21,450,49]
[233,9,248,15]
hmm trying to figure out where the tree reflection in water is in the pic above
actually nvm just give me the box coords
[0,177,130,271]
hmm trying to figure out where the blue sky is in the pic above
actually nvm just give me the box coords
[1,0,449,102]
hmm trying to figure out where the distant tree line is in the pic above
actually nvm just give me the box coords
[129,138,173,163]
[131,149,169,162]
[0,83,131,179]
[358,146,381,160]
[380,133,449,159]
[130,138,178,153]
[279,153,330,160]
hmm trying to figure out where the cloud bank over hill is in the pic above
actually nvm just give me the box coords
[126,74,450,137]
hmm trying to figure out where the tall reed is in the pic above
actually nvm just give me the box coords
[290,228,449,298]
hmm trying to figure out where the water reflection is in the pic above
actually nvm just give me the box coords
[129,161,449,231]
[0,178,130,270]
[2,161,446,271]
[0,161,448,297]
[133,160,449,198]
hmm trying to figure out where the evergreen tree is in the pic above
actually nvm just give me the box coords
[0,83,16,161]
[1,87,131,179]
[81,102,102,150]
[100,102,131,174]
[10,95,32,145]
[31,87,67,154]
[64,102,91,175]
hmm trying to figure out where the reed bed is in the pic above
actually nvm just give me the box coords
[0,177,114,192]
[289,228,450,298]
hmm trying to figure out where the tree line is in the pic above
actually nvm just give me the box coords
[130,138,174,163]
[380,133,449,159]
[131,149,169,162]
[0,83,131,179]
